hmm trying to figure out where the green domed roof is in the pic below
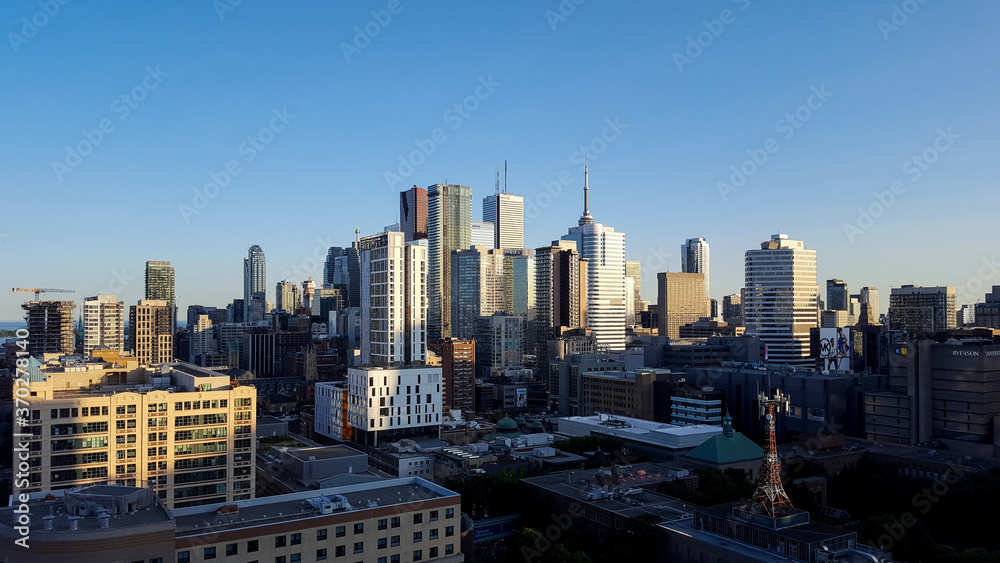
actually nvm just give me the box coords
[514,416,527,425]
[531,420,544,429]
[496,417,518,431]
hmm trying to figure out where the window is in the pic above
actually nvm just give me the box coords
[336,526,346,537]
[178,552,191,563]
[413,531,422,543]
[290,555,301,563]
[390,535,400,547]
[226,543,238,556]
[291,533,301,545]
[316,548,328,561]
[378,558,387,563]
[354,523,364,534]
[413,513,422,525]
[378,518,387,530]
[248,540,259,552]
[445,544,454,555]
[275,535,287,548]
[446,508,455,519]
[335,546,345,557]
[445,526,454,537]
[429,547,438,558]
[429,528,438,540]
[353,542,363,554]
[317,529,327,541]
[391,517,400,528]
[413,550,422,561]
[429,510,439,521]
[377,538,387,549]
[390,556,400,563]
[275,557,286,563]
[204,546,217,560]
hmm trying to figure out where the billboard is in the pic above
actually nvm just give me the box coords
[515,388,528,408]
[819,327,851,370]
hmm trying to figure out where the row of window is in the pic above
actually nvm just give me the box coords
[179,545,454,562]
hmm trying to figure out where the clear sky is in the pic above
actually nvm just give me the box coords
[2,1,998,322]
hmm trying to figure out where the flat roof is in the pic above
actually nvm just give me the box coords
[173,477,457,537]
[283,445,368,462]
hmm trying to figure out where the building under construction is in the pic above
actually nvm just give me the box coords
[21,300,76,357]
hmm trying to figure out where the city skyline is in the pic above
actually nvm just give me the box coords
[3,3,999,322]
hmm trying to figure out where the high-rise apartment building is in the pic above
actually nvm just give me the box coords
[681,237,710,314]
[130,299,174,365]
[860,286,880,319]
[275,279,301,314]
[22,300,76,358]
[189,313,218,363]
[561,161,626,351]
[400,185,429,242]
[83,295,125,357]
[534,240,588,367]
[483,192,525,250]
[826,279,849,312]
[244,245,266,322]
[625,260,642,325]
[322,246,346,287]
[18,360,256,508]
[657,272,706,340]
[744,234,818,366]
[888,285,957,332]
[722,293,742,323]
[428,183,472,340]
[359,231,428,366]
[145,260,175,333]
[440,338,475,413]
[475,313,525,378]
[451,246,505,340]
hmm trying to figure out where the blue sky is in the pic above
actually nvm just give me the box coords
[2,1,998,322]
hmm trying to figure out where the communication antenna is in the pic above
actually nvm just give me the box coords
[504,160,508,194]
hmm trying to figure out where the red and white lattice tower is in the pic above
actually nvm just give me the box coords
[751,388,793,518]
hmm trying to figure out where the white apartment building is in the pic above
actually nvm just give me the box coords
[83,295,125,357]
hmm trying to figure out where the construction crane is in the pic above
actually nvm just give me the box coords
[12,288,76,301]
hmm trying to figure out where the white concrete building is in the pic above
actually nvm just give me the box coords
[83,295,124,357]
[483,192,525,250]
[346,366,443,447]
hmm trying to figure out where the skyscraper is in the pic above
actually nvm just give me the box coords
[744,234,818,366]
[826,279,849,311]
[470,221,495,248]
[657,272,706,340]
[860,286,880,319]
[534,240,588,367]
[451,246,505,340]
[440,338,476,413]
[427,183,472,340]
[888,285,957,332]
[275,280,301,314]
[145,260,175,332]
[681,237,710,316]
[322,246,346,287]
[244,245,266,322]
[561,158,626,351]
[400,185,429,242]
[129,299,174,365]
[83,295,125,357]
[22,300,76,357]
[359,230,428,366]
[483,192,525,250]
[625,260,642,325]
